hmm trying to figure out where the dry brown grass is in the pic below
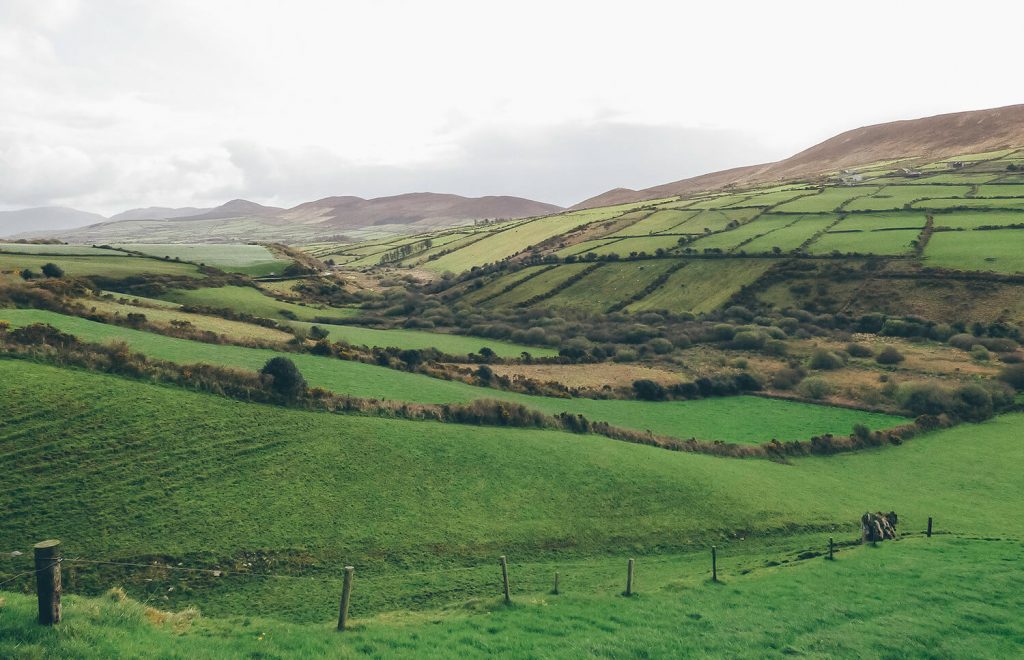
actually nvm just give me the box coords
[472,363,685,389]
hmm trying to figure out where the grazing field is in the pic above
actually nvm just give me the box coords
[288,321,557,357]
[0,360,1017,626]
[0,243,123,256]
[424,203,659,274]
[771,186,880,213]
[82,297,294,342]
[540,259,683,312]
[163,285,358,322]
[830,211,928,232]
[687,218,790,252]
[930,211,1024,229]
[0,310,904,442]
[974,184,1024,198]
[845,185,973,211]
[806,229,920,255]
[458,266,550,303]
[730,188,816,208]
[580,234,685,256]
[112,243,292,275]
[625,259,779,313]
[924,230,1024,274]
[741,215,837,253]
[485,262,593,306]
[606,208,698,236]
[913,197,1024,210]
[2,537,1020,658]
[0,253,202,278]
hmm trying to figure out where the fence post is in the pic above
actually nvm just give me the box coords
[828,537,834,561]
[33,539,61,626]
[927,517,933,538]
[336,566,354,631]
[553,571,560,595]
[625,558,635,596]
[711,546,718,582]
[500,555,511,604]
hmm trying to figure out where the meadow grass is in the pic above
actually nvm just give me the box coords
[930,211,1024,229]
[924,230,1024,274]
[0,244,125,256]
[845,184,973,211]
[81,298,294,343]
[606,209,698,236]
[541,260,682,311]
[162,286,357,322]
[671,208,760,233]
[913,197,1024,210]
[806,229,920,255]
[829,211,928,232]
[579,234,684,256]
[974,184,1024,198]
[771,186,881,213]
[0,253,202,278]
[740,215,836,253]
[0,310,904,442]
[625,259,779,313]
[112,244,292,276]
[485,263,592,306]
[0,360,1019,626]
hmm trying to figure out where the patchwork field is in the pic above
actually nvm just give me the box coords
[806,228,921,255]
[625,259,779,313]
[0,310,905,442]
[924,229,1024,274]
[0,252,202,278]
[162,285,358,322]
[540,259,682,312]
[113,243,292,276]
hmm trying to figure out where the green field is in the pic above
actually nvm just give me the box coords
[930,211,1024,230]
[288,321,557,357]
[3,536,1021,658]
[845,185,973,211]
[771,186,880,213]
[914,197,1024,210]
[112,244,293,276]
[485,263,593,306]
[606,208,698,236]
[974,184,1024,198]
[0,360,1017,629]
[806,229,920,255]
[830,211,928,232]
[0,243,124,256]
[540,259,682,312]
[924,229,1024,274]
[625,259,779,313]
[580,234,684,256]
[687,217,791,252]
[0,310,904,442]
[163,286,358,322]
[731,188,817,208]
[740,215,837,253]
[0,253,202,278]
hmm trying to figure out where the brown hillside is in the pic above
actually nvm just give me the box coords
[573,104,1024,209]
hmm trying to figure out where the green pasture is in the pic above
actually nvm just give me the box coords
[0,253,202,278]
[924,230,1024,274]
[806,229,920,255]
[112,244,292,276]
[625,258,778,313]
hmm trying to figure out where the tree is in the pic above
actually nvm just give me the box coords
[633,379,666,401]
[260,357,307,399]
[40,262,64,278]
[308,325,330,340]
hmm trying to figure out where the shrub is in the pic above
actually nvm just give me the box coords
[260,357,307,399]
[730,331,765,350]
[998,364,1024,390]
[308,325,330,340]
[897,383,954,416]
[770,367,805,390]
[970,345,990,362]
[646,337,673,354]
[797,376,834,400]
[875,346,905,365]
[633,379,667,401]
[948,333,977,351]
[846,342,873,358]
[808,349,845,370]
[40,262,65,278]
[763,339,788,356]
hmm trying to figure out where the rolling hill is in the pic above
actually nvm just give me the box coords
[0,206,106,237]
[574,104,1024,209]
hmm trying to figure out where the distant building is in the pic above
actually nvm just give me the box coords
[898,168,923,178]
[947,161,965,169]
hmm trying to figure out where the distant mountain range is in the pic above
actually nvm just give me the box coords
[0,194,563,243]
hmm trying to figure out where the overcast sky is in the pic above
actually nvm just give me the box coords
[1,0,1022,215]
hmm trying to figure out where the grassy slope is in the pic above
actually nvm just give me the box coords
[2,537,1021,658]
[0,360,1021,625]
[112,244,292,276]
[163,286,357,322]
[924,230,1024,274]
[625,259,778,314]
[0,253,202,278]
[0,310,905,442]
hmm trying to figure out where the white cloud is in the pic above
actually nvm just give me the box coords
[0,0,1021,214]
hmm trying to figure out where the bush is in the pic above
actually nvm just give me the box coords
[771,367,805,390]
[970,345,990,362]
[633,379,667,401]
[897,383,954,416]
[730,331,765,350]
[646,337,673,355]
[40,262,65,278]
[308,325,330,340]
[260,357,307,399]
[797,376,834,400]
[998,364,1024,390]
[808,349,845,370]
[948,333,977,351]
[875,346,905,365]
[846,342,873,358]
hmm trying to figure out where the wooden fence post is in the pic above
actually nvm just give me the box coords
[552,571,560,595]
[33,540,61,625]
[337,566,354,631]
[828,537,834,561]
[927,517,933,538]
[711,546,718,582]
[500,555,511,604]
[625,559,635,596]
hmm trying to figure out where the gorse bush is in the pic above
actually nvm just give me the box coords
[808,349,845,370]
[875,346,905,365]
[260,357,307,399]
